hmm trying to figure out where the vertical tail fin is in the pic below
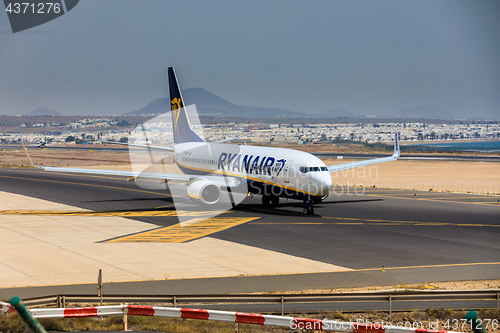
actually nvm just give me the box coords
[168,67,204,144]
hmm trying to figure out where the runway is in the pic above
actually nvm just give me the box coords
[0,167,499,296]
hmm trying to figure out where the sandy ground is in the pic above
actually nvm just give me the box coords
[272,279,500,294]
[0,148,132,168]
[326,158,500,195]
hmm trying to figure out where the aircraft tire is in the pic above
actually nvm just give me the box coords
[303,205,314,215]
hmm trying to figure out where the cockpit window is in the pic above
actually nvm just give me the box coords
[301,166,328,173]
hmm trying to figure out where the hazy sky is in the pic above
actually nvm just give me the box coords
[1,0,499,118]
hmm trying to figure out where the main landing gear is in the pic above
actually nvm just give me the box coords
[262,195,279,207]
[261,195,314,215]
[303,200,314,215]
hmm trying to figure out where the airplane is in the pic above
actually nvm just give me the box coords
[37,137,48,147]
[22,137,49,148]
[22,67,400,215]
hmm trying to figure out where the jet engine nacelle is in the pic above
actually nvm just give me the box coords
[187,180,222,205]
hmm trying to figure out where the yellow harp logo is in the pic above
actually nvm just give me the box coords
[171,97,182,129]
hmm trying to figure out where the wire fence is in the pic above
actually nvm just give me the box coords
[3,290,499,316]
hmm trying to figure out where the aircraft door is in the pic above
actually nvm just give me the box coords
[283,160,293,183]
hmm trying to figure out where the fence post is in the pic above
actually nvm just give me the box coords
[98,269,103,306]
[173,296,176,308]
[497,292,499,309]
[62,296,65,308]
[123,305,128,331]
[281,296,284,316]
[56,295,61,308]
[235,322,239,333]
[389,294,392,314]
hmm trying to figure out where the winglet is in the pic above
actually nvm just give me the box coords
[21,141,42,169]
[392,131,400,158]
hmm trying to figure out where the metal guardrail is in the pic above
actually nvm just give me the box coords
[9,290,498,315]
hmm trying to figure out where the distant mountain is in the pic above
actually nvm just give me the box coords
[395,105,457,119]
[322,108,356,118]
[126,98,170,116]
[126,91,460,120]
[27,107,63,116]
[125,88,310,118]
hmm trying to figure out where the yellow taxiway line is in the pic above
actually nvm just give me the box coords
[105,217,260,243]
[0,209,230,217]
[0,174,172,197]
[361,193,500,206]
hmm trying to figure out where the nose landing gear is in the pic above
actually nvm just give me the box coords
[303,200,314,215]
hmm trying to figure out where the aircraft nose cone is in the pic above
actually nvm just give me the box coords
[321,174,332,195]
[314,172,332,196]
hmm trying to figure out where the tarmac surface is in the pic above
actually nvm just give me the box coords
[0,167,499,298]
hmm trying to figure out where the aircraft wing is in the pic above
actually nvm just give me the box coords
[327,155,397,172]
[327,131,400,173]
[21,142,240,187]
[215,137,239,143]
[103,140,174,152]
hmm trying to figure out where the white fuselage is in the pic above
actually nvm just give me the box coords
[172,142,331,200]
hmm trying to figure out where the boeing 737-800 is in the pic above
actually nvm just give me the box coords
[23,67,400,215]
